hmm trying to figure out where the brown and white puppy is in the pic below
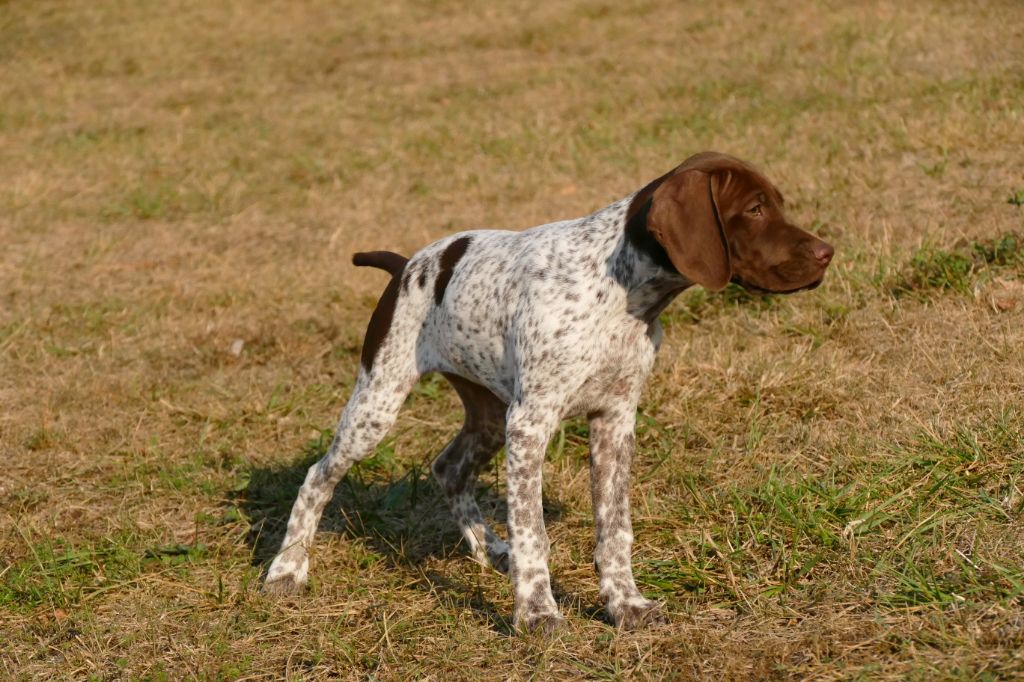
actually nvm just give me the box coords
[264,152,833,633]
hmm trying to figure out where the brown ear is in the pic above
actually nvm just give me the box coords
[647,169,731,291]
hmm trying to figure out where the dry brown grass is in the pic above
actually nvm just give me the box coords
[2,0,1024,679]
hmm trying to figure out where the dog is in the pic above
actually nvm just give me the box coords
[263,152,834,633]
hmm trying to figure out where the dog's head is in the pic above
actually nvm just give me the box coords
[627,152,833,293]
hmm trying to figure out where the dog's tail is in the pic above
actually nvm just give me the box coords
[352,251,408,277]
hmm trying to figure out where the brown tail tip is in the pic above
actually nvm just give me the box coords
[352,251,409,277]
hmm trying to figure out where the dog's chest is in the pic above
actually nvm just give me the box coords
[560,318,659,417]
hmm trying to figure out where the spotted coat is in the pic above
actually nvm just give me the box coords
[263,152,834,633]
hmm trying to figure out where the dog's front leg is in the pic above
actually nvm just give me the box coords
[589,404,665,630]
[505,401,563,634]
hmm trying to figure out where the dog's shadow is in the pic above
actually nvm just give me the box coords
[237,444,587,633]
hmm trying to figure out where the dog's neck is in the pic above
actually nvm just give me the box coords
[598,196,692,324]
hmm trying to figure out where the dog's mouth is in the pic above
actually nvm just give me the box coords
[733,276,824,295]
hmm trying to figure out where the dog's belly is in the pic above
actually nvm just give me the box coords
[415,297,515,402]
[431,334,516,403]
[418,302,659,416]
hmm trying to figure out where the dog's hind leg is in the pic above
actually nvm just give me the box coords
[431,374,510,573]
[262,366,418,595]
[263,265,421,595]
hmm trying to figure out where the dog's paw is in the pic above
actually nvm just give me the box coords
[261,573,306,596]
[262,547,309,596]
[515,610,566,636]
[610,599,667,632]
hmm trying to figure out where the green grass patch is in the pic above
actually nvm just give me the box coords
[641,411,1024,610]
[891,232,1024,298]
[0,528,201,606]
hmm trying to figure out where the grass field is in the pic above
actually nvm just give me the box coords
[2,0,1024,678]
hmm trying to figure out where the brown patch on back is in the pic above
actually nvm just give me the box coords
[360,263,406,372]
[434,236,473,304]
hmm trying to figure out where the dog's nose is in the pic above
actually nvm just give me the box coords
[813,242,834,267]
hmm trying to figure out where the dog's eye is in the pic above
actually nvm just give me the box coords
[746,204,763,217]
